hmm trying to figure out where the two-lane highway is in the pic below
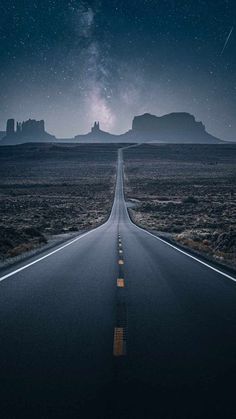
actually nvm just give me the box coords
[0,148,236,418]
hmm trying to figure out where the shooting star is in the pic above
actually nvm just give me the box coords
[220,26,234,55]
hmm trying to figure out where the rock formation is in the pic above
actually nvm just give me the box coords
[1,113,224,145]
[122,113,222,143]
[74,114,223,144]
[74,121,117,142]
[0,131,6,141]
[1,118,55,144]
[6,119,15,136]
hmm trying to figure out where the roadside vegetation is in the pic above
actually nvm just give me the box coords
[124,144,236,270]
[0,144,118,261]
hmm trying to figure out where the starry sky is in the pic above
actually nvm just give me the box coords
[0,0,235,140]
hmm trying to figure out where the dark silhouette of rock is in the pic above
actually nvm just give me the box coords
[0,131,6,141]
[19,119,45,137]
[123,113,222,143]
[1,112,225,145]
[74,113,223,144]
[91,121,100,133]
[6,119,15,136]
[1,118,55,145]
[16,122,21,134]
[74,121,117,142]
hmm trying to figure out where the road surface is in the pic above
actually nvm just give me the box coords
[0,148,236,418]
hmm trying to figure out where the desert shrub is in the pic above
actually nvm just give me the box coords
[214,229,236,252]
[142,202,155,211]
[182,196,198,204]
[170,224,183,233]
[23,227,43,237]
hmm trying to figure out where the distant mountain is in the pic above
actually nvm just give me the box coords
[0,131,6,141]
[122,113,223,143]
[74,121,117,142]
[0,119,55,145]
[74,113,223,144]
[1,113,224,145]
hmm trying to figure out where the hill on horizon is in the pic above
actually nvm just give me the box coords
[0,131,6,141]
[0,112,224,145]
[74,112,223,144]
[126,112,222,143]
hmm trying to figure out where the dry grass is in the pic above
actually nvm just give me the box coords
[0,143,119,260]
[124,144,236,270]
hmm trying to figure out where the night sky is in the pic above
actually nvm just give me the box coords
[0,0,235,140]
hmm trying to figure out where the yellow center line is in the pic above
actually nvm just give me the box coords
[113,327,126,356]
[117,278,125,287]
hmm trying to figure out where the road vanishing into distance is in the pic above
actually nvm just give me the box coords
[0,148,236,418]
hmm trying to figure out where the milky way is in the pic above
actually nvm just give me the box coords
[0,1,235,141]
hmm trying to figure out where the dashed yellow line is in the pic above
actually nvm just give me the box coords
[117,278,125,287]
[114,236,127,356]
[113,327,126,356]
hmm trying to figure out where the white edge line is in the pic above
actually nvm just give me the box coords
[133,224,236,282]
[120,148,236,283]
[0,150,121,283]
[0,225,106,283]
[1,148,235,284]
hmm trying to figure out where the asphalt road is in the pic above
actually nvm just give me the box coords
[0,148,236,418]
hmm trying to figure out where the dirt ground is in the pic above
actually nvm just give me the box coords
[0,143,119,260]
[124,144,236,270]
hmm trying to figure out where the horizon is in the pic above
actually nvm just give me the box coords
[1,2,236,416]
[0,1,235,141]
[2,110,235,142]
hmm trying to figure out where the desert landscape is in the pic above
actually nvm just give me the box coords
[0,143,119,263]
[1,142,235,271]
[124,144,236,270]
